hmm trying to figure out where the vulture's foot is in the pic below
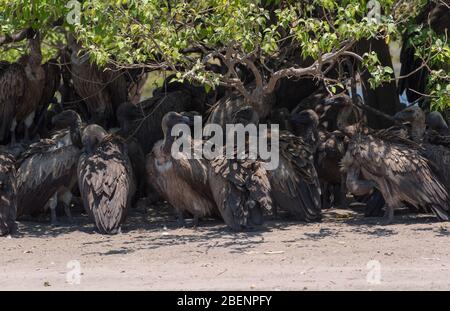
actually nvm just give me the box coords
[176,210,186,227]
[193,215,199,228]
[379,205,394,225]
[49,194,59,226]
[64,204,73,224]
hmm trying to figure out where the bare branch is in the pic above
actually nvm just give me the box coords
[263,41,356,94]
[0,28,33,46]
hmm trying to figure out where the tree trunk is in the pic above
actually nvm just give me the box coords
[355,38,402,129]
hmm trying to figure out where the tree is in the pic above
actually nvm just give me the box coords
[1,0,448,114]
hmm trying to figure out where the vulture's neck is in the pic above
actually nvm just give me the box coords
[410,119,426,143]
[337,105,353,130]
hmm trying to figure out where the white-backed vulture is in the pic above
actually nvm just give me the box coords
[266,114,322,221]
[208,148,272,230]
[399,0,449,103]
[0,34,45,143]
[0,150,17,236]
[426,111,450,136]
[68,35,128,128]
[206,92,263,129]
[16,110,82,224]
[329,97,450,224]
[78,125,135,234]
[394,106,450,190]
[117,89,202,154]
[146,112,218,227]
[14,34,46,141]
[32,59,62,139]
[0,62,25,143]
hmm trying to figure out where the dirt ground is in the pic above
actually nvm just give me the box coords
[1,201,450,291]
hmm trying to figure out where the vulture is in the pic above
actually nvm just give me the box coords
[265,109,322,221]
[269,108,293,132]
[314,130,347,209]
[32,59,62,139]
[146,112,218,227]
[121,132,147,201]
[208,108,272,230]
[426,111,450,136]
[0,150,17,236]
[78,124,135,234]
[207,92,271,129]
[209,99,322,223]
[68,35,127,127]
[329,97,450,223]
[117,89,203,154]
[394,106,450,190]
[16,110,83,224]
[59,46,90,120]
[0,34,45,143]
[399,0,450,103]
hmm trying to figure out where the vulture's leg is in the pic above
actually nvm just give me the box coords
[378,181,397,225]
[49,193,58,225]
[322,182,330,209]
[10,118,17,145]
[193,215,199,228]
[23,111,35,142]
[381,203,395,225]
[176,209,186,227]
[340,174,349,209]
[60,191,73,223]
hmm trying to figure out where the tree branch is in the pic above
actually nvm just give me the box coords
[0,28,33,46]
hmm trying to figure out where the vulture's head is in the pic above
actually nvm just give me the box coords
[52,110,82,130]
[270,108,292,131]
[52,110,83,148]
[290,109,319,140]
[82,124,108,154]
[426,111,449,133]
[161,111,192,137]
[231,106,259,126]
[394,106,426,125]
[116,102,140,135]
[291,109,319,129]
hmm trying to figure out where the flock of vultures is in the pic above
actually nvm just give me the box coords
[1,25,450,235]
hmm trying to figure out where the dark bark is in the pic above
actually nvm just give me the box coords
[355,38,402,129]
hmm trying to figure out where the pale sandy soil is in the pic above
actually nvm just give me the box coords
[1,202,450,291]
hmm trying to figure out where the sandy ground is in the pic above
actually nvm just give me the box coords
[1,202,450,291]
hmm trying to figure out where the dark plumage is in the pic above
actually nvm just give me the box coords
[146,112,217,226]
[394,106,450,191]
[0,62,25,143]
[399,1,450,103]
[117,89,202,154]
[328,101,450,223]
[342,130,450,223]
[266,130,322,221]
[68,35,128,127]
[78,125,135,234]
[0,151,17,236]
[0,35,45,143]
[16,110,83,223]
[208,141,272,230]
